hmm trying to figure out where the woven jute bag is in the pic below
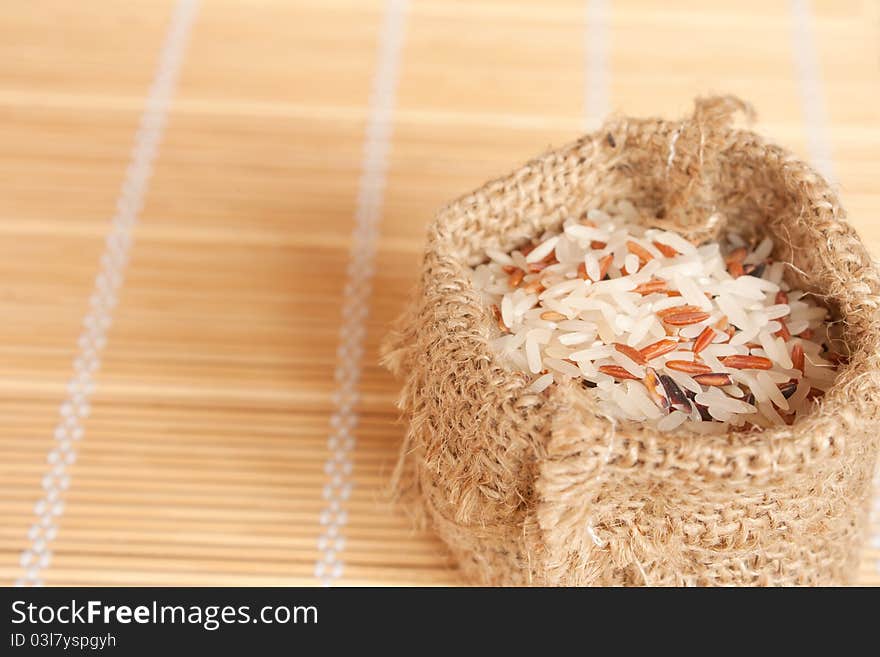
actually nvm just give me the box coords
[381,97,880,586]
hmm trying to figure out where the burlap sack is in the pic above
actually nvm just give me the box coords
[381,97,880,586]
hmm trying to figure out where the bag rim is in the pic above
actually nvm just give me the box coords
[418,115,880,466]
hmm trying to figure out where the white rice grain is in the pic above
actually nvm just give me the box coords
[500,294,514,328]
[526,236,560,263]
[611,351,646,378]
[525,336,542,374]
[757,400,786,425]
[745,237,774,265]
[544,357,582,379]
[674,272,713,311]
[569,344,614,362]
[657,410,688,431]
[667,370,702,395]
[487,248,514,265]
[559,332,594,346]
[653,230,697,255]
[624,253,640,275]
[627,381,664,419]
[717,293,751,331]
[627,314,656,347]
[757,372,789,411]
[764,304,791,320]
[525,372,554,394]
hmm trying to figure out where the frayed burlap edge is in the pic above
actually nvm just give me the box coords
[381,96,880,586]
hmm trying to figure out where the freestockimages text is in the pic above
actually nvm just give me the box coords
[10,599,318,631]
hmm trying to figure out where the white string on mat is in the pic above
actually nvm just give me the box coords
[789,0,835,182]
[585,0,611,129]
[13,0,199,587]
[314,0,408,587]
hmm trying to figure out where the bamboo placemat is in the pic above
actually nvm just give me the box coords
[1,0,878,587]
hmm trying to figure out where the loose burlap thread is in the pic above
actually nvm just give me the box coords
[381,97,880,586]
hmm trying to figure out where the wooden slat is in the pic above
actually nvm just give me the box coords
[0,0,877,587]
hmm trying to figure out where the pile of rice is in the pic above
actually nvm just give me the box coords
[471,201,844,433]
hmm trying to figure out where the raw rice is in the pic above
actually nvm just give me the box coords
[471,200,843,433]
